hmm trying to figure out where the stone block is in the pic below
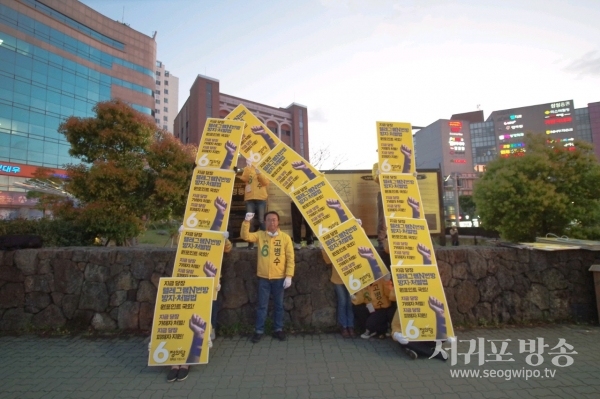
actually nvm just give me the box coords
[25,292,51,313]
[68,310,94,329]
[32,304,66,329]
[79,281,109,311]
[118,301,139,330]
[84,264,111,283]
[131,259,154,280]
[92,312,117,330]
[455,280,480,313]
[222,278,248,309]
[53,260,83,294]
[61,294,80,319]
[0,265,24,282]
[139,302,154,331]
[0,283,24,309]
[0,308,32,331]
[14,249,38,275]
[24,274,54,293]
[110,290,127,307]
[136,281,157,303]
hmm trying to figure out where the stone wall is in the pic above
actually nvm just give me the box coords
[0,246,598,332]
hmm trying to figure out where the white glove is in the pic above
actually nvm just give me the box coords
[283,277,292,289]
[255,167,261,174]
[375,168,380,176]
[356,219,362,226]
[393,332,409,345]
[350,294,356,301]
[245,212,255,221]
[447,336,457,344]
[208,337,213,349]
[246,158,253,167]
[222,231,229,239]
[216,284,221,292]
[178,225,184,233]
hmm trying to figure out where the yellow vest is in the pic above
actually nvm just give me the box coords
[351,279,394,310]
[240,166,270,201]
[241,221,295,279]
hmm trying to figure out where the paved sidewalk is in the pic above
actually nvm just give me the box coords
[1,324,599,399]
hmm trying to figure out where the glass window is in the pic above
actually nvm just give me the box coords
[163,107,168,112]
[156,80,160,85]
[163,116,168,121]
[164,89,168,94]
[164,80,168,86]
[155,99,160,104]
[164,98,168,103]
[156,71,161,76]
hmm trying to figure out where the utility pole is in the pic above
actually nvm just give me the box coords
[453,172,460,227]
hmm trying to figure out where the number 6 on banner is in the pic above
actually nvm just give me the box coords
[197,154,209,167]
[380,159,391,172]
[186,212,199,228]
[348,274,361,291]
[153,341,169,363]
[404,319,419,339]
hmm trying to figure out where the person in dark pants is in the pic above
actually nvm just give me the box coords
[351,279,396,339]
[291,201,315,249]
[450,226,459,246]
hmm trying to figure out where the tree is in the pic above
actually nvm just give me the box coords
[310,145,348,170]
[473,133,600,242]
[459,195,476,219]
[50,99,196,245]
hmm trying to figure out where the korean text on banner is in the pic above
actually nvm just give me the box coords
[290,175,353,238]
[226,104,280,164]
[391,265,454,341]
[376,121,415,174]
[183,169,236,231]
[195,119,245,169]
[380,174,423,219]
[386,217,437,266]
[258,142,321,195]
[148,277,214,366]
[320,219,389,294]
[173,229,226,300]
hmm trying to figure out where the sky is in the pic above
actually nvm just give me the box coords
[80,0,600,169]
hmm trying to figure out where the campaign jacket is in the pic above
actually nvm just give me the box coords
[241,221,295,279]
[351,279,395,310]
[240,166,270,201]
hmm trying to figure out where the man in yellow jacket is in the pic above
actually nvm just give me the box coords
[351,278,396,339]
[239,161,270,249]
[241,211,295,343]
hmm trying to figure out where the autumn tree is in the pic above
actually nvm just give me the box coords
[473,133,600,242]
[52,99,196,245]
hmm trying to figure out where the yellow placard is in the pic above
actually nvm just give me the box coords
[380,174,423,219]
[196,118,245,169]
[225,104,280,164]
[376,121,415,174]
[173,229,226,300]
[258,142,320,194]
[416,173,442,234]
[386,217,437,266]
[290,175,353,237]
[391,265,454,341]
[183,169,236,231]
[148,277,214,366]
[320,219,389,294]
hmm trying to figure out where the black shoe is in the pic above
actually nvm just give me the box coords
[272,330,286,341]
[251,333,263,343]
[247,244,255,250]
[167,367,179,382]
[176,367,189,381]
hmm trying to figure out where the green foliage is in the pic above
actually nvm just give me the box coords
[0,218,96,247]
[26,99,198,246]
[473,134,600,242]
[459,195,476,218]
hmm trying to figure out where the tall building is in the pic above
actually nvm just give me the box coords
[414,98,600,225]
[175,74,310,161]
[0,0,156,218]
[153,60,178,133]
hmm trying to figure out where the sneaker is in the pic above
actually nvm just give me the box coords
[210,328,216,341]
[361,329,377,339]
[272,330,286,341]
[176,367,189,381]
[251,333,263,343]
[208,337,213,348]
[294,243,302,250]
[306,244,315,249]
[405,348,418,360]
[167,367,179,382]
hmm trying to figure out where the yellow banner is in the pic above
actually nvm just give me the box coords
[149,277,214,366]
[380,174,423,219]
[225,104,281,164]
[196,118,245,169]
[258,142,321,195]
[173,229,226,300]
[290,175,353,237]
[376,121,415,174]
[416,173,441,234]
[320,219,390,294]
[183,169,236,231]
[386,217,437,266]
[391,265,454,341]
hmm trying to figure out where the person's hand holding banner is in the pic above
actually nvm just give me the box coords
[245,212,255,221]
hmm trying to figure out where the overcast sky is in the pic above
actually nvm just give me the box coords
[80,0,600,169]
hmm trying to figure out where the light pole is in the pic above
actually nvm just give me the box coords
[453,172,460,227]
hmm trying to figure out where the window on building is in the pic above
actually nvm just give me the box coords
[155,90,160,95]
[156,71,161,76]
[155,109,160,114]
[163,116,168,121]
[165,71,170,77]
[164,80,169,86]
[156,61,162,68]
[164,89,169,94]
[155,118,160,123]
[155,99,160,104]
[164,98,168,103]
[163,125,168,130]
[164,107,168,112]
[156,80,160,85]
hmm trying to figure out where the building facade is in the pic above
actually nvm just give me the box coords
[153,60,178,133]
[0,0,156,218]
[414,99,600,225]
[174,74,310,161]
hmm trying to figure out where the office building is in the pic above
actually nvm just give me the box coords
[175,74,310,161]
[154,60,178,133]
[0,0,156,218]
